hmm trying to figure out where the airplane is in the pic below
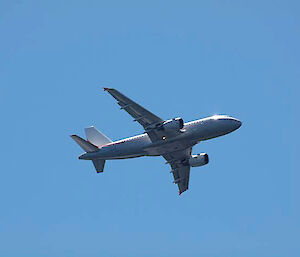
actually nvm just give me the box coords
[71,88,242,195]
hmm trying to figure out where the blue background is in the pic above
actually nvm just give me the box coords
[1,1,299,256]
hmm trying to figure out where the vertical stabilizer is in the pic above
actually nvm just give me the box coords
[84,126,112,147]
[71,134,107,173]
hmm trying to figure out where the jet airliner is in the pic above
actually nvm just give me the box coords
[71,88,242,194]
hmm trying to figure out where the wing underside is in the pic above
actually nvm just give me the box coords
[163,147,192,195]
[104,88,164,141]
[104,88,163,127]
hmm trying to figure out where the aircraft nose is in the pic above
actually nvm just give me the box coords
[234,119,242,129]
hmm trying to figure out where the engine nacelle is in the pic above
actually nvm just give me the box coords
[162,117,184,131]
[188,153,209,167]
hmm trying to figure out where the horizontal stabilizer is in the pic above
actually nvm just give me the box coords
[84,126,112,147]
[92,159,106,173]
[71,135,98,152]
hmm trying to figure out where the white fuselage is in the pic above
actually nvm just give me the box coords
[79,115,241,160]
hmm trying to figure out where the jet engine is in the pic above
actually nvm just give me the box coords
[188,153,209,167]
[162,117,184,131]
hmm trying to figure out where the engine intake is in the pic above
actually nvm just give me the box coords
[162,117,184,131]
[189,153,209,167]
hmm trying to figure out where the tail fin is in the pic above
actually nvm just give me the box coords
[71,134,106,173]
[70,135,98,152]
[84,126,112,147]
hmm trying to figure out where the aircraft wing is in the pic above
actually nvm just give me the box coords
[104,88,164,141]
[163,147,192,195]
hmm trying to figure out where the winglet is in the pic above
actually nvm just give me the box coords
[103,87,110,91]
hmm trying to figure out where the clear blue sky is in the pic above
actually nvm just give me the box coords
[1,1,299,256]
